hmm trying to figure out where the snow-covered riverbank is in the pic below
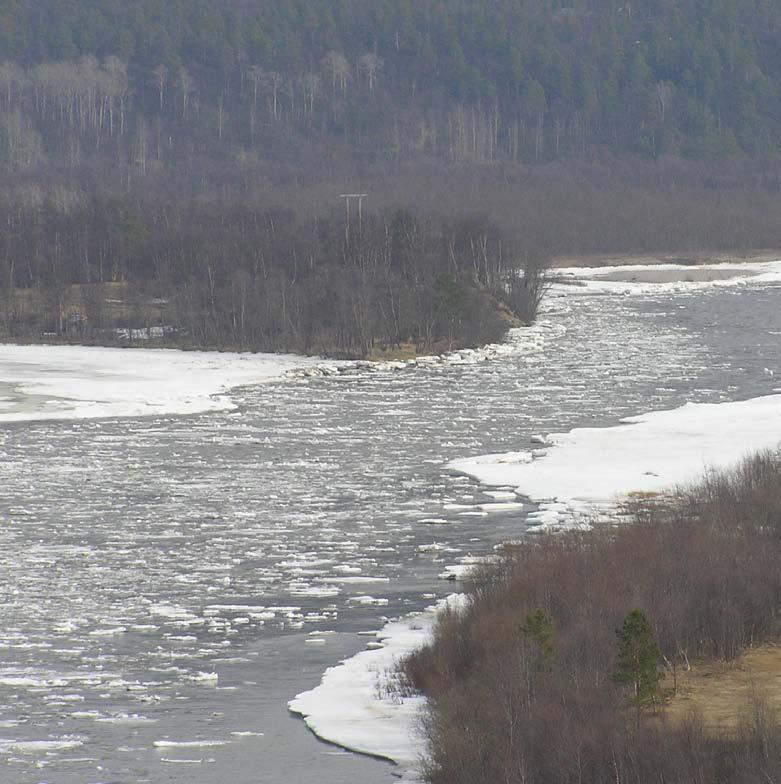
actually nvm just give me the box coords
[0,345,321,421]
[449,392,781,531]
[289,595,468,782]
[288,391,781,779]
[0,317,568,422]
[288,255,781,777]
[552,257,781,295]
[446,257,781,530]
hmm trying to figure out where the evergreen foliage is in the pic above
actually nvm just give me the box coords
[521,609,555,668]
[404,452,781,783]
[0,0,780,168]
[615,608,662,709]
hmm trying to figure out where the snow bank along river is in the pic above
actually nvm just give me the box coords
[0,260,779,782]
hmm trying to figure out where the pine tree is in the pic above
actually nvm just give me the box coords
[615,609,661,711]
[521,609,555,668]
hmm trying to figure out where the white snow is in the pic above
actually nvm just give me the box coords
[450,394,781,530]
[0,737,84,754]
[438,565,473,581]
[553,258,781,295]
[0,344,320,422]
[187,672,219,685]
[154,739,228,748]
[289,595,468,781]
[346,595,389,606]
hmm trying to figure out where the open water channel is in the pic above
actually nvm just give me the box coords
[0,280,779,783]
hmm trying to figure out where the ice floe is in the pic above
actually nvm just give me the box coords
[0,737,84,754]
[154,739,228,748]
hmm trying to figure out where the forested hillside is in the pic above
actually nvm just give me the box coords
[2,0,780,174]
[1,0,780,354]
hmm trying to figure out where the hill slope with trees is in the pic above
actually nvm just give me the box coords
[2,0,781,176]
[1,0,781,353]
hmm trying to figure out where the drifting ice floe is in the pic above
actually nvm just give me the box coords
[0,737,84,754]
[154,739,228,748]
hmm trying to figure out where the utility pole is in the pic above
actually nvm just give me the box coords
[339,193,367,241]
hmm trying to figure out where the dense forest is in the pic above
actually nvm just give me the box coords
[1,0,781,353]
[2,0,781,168]
[0,200,533,355]
[403,451,781,783]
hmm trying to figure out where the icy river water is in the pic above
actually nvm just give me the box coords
[0,279,780,783]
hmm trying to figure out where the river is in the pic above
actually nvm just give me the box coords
[0,277,779,782]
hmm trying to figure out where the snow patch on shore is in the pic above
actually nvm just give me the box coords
[0,315,566,422]
[289,595,468,781]
[553,258,781,296]
[0,344,320,421]
[450,393,781,531]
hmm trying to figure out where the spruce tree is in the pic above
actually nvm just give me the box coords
[521,609,555,669]
[615,609,661,711]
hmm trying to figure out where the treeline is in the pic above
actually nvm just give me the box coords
[403,450,781,783]
[0,191,543,356]
[7,157,781,354]
[0,0,780,184]
[2,0,781,355]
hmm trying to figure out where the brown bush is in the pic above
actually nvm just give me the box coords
[404,450,781,783]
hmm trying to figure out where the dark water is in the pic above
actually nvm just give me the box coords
[0,283,778,783]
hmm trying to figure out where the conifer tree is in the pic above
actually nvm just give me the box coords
[521,609,555,669]
[615,609,661,711]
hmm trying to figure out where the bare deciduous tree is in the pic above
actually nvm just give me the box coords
[359,53,383,93]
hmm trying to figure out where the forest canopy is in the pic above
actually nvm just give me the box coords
[0,0,780,170]
[1,0,781,355]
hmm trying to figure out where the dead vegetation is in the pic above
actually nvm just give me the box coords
[402,450,781,783]
[662,643,781,734]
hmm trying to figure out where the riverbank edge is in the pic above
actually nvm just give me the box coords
[288,386,781,778]
[398,447,781,782]
[4,249,778,361]
[0,286,521,363]
[552,248,781,268]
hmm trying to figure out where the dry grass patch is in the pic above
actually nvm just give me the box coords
[662,642,781,733]
[366,341,420,361]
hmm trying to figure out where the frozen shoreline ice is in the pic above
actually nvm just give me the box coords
[292,261,781,772]
[0,320,569,424]
[552,258,781,295]
[291,394,781,777]
[449,393,781,531]
[0,344,321,422]
[289,595,467,782]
